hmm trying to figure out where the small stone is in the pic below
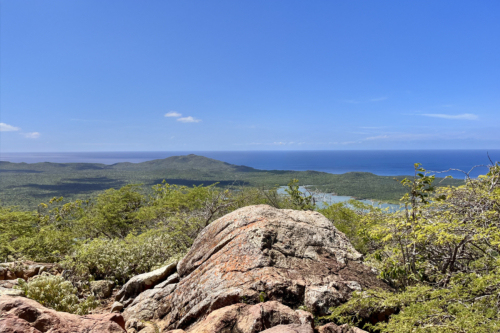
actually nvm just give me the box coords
[91,280,115,299]
[111,301,124,313]
[115,262,177,304]
[154,273,179,289]
[125,317,146,331]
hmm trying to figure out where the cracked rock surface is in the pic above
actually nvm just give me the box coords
[124,205,388,331]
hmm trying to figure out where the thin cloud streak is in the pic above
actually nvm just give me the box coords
[420,113,478,120]
[23,132,40,139]
[165,112,182,117]
[177,116,201,123]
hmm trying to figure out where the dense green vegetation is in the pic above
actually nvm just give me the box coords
[0,154,463,208]
[327,164,500,332]
[0,181,305,284]
[16,273,99,315]
[4,155,497,332]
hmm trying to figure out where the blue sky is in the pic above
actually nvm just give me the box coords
[1,0,499,152]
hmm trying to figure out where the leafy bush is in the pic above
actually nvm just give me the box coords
[75,185,144,239]
[0,202,77,262]
[63,227,189,284]
[15,273,98,315]
[328,164,500,332]
[318,199,384,254]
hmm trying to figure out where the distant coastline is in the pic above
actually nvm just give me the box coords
[1,150,498,178]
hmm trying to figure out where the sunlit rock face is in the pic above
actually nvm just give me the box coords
[0,295,126,333]
[123,205,388,331]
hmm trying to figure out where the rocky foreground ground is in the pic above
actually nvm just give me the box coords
[0,205,389,333]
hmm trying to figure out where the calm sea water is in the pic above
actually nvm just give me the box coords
[1,150,499,178]
[277,186,402,211]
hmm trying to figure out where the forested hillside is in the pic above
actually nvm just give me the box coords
[0,154,463,208]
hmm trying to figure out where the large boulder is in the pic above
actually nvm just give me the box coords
[0,295,125,333]
[124,205,388,331]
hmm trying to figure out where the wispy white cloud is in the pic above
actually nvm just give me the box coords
[420,113,478,120]
[165,112,182,117]
[361,132,470,142]
[177,116,201,123]
[343,99,360,104]
[23,132,40,139]
[0,123,20,132]
[365,135,389,140]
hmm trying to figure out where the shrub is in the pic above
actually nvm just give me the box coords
[15,273,98,315]
[0,203,77,262]
[63,225,190,284]
[318,199,384,254]
[328,164,500,332]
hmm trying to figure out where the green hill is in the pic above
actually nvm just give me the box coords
[0,154,463,209]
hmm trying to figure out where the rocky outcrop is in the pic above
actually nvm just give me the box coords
[0,262,60,281]
[0,295,125,333]
[124,205,388,331]
[115,262,177,307]
[162,301,314,333]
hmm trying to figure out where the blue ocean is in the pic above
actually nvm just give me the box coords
[1,150,499,179]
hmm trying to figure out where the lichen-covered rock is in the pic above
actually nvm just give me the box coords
[91,280,115,299]
[260,324,315,333]
[0,295,125,333]
[125,205,388,330]
[160,301,313,333]
[115,262,177,306]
